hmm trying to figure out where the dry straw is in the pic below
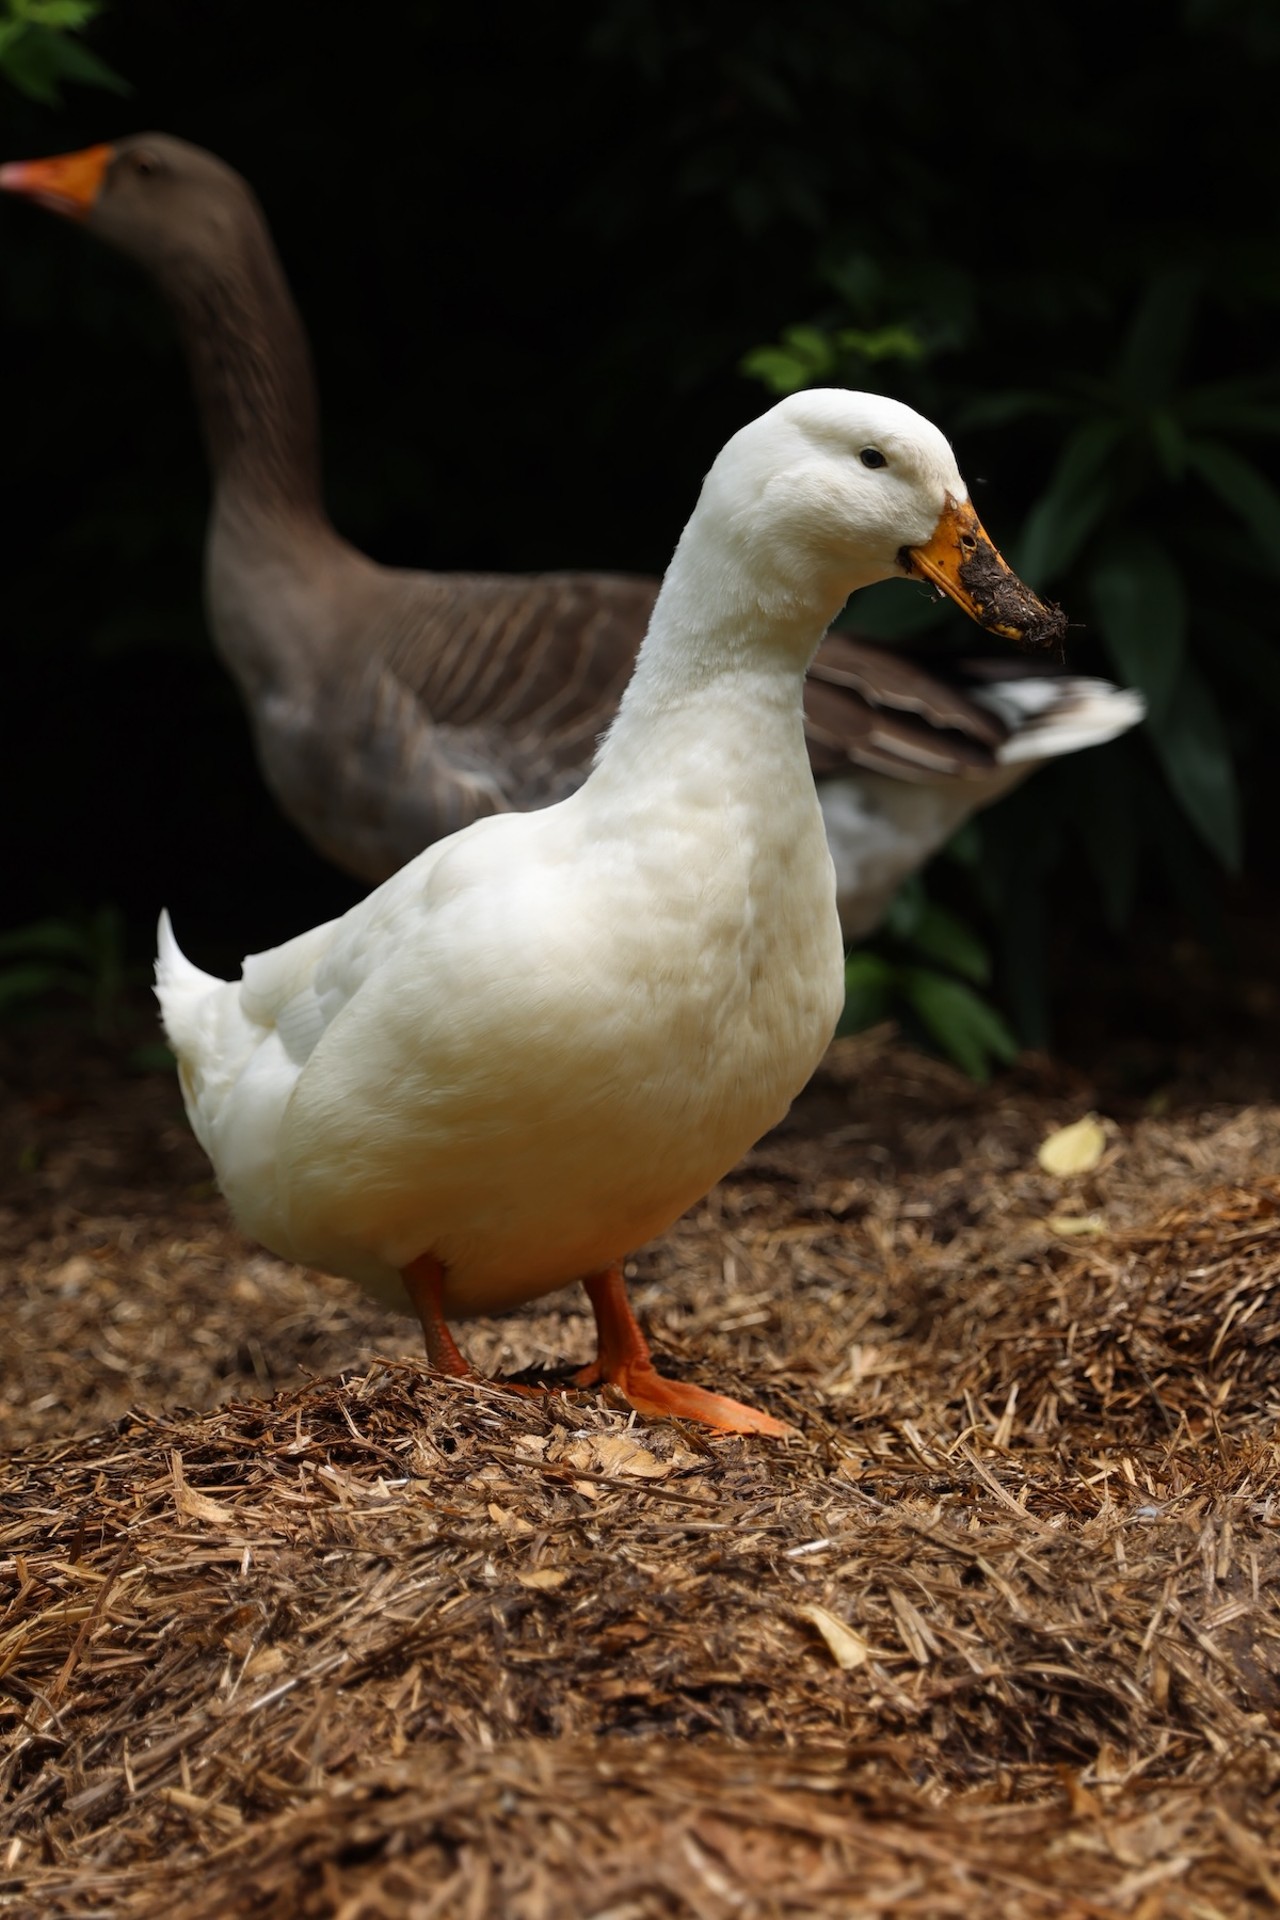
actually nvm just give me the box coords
[1,1028,1278,1915]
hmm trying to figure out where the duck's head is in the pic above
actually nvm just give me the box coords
[0,134,259,280]
[704,390,1065,648]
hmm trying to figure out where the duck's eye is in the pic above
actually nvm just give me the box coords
[859,448,887,470]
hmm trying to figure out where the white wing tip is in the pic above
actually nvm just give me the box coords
[990,680,1147,766]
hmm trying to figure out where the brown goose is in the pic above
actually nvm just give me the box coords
[1,134,1143,938]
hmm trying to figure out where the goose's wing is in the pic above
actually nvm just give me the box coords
[803,632,1008,781]
[386,569,658,765]
[301,566,659,882]
[810,638,1146,944]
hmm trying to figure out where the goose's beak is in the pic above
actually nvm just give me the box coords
[901,495,1067,649]
[0,143,111,218]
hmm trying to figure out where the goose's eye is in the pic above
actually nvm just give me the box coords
[132,153,158,177]
[859,448,887,470]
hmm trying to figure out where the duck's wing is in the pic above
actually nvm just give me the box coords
[239,916,350,1064]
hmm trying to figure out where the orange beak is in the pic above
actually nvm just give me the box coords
[0,143,112,218]
[902,495,1067,649]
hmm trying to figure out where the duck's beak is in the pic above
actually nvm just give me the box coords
[0,143,112,219]
[901,495,1067,649]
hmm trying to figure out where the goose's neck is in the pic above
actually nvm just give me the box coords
[158,208,328,531]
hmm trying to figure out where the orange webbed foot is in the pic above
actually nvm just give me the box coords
[401,1253,796,1436]
[576,1354,795,1435]
[577,1265,796,1438]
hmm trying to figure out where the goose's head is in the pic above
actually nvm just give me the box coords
[703,390,1065,648]
[0,134,261,281]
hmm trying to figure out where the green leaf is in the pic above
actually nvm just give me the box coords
[1114,269,1199,403]
[1017,417,1124,583]
[1208,621,1280,719]
[837,951,897,1035]
[738,347,805,396]
[943,819,983,869]
[1068,745,1142,931]
[0,963,87,1010]
[833,575,949,641]
[882,874,925,941]
[1146,665,1241,868]
[0,8,125,99]
[740,323,836,396]
[899,969,1018,1082]
[19,0,100,27]
[1188,440,1280,568]
[833,323,925,363]
[1177,376,1280,434]
[41,28,127,91]
[953,389,1072,430]
[1146,408,1188,481]
[128,1042,176,1073]
[0,917,93,962]
[821,251,883,313]
[1179,399,1280,436]
[1089,534,1187,725]
[0,24,59,99]
[906,902,992,985]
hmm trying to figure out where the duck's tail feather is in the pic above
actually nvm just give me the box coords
[154,909,224,1056]
[978,678,1147,766]
[156,910,237,1155]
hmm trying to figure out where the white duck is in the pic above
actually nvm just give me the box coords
[157,390,1063,1434]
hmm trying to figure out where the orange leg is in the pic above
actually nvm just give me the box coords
[401,1252,473,1377]
[402,1252,794,1436]
[573,1264,796,1438]
[401,1251,546,1399]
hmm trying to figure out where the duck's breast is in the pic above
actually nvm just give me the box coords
[274,765,843,1312]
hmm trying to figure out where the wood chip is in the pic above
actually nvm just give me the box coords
[1037,1114,1109,1175]
[1,1023,1278,1916]
[797,1604,871,1670]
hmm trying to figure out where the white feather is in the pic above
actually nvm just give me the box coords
[153,392,1060,1320]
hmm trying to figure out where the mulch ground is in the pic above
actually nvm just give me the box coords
[1,1011,1278,1917]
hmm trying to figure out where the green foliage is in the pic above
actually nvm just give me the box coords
[838,877,1018,1083]
[0,0,125,103]
[2,0,1277,1049]
[977,275,1280,877]
[742,322,925,397]
[0,907,129,1034]
[746,249,1280,1048]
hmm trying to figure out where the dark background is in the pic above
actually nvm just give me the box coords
[3,0,1279,1056]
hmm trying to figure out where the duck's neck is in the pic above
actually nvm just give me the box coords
[595,523,851,777]
[157,204,328,534]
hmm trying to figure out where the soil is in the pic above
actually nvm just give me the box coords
[1,1007,1278,1917]
[958,542,1068,652]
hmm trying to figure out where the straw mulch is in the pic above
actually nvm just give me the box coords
[1,1022,1278,1917]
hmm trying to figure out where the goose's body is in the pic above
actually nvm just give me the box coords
[152,388,1065,1432]
[1,135,1143,934]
